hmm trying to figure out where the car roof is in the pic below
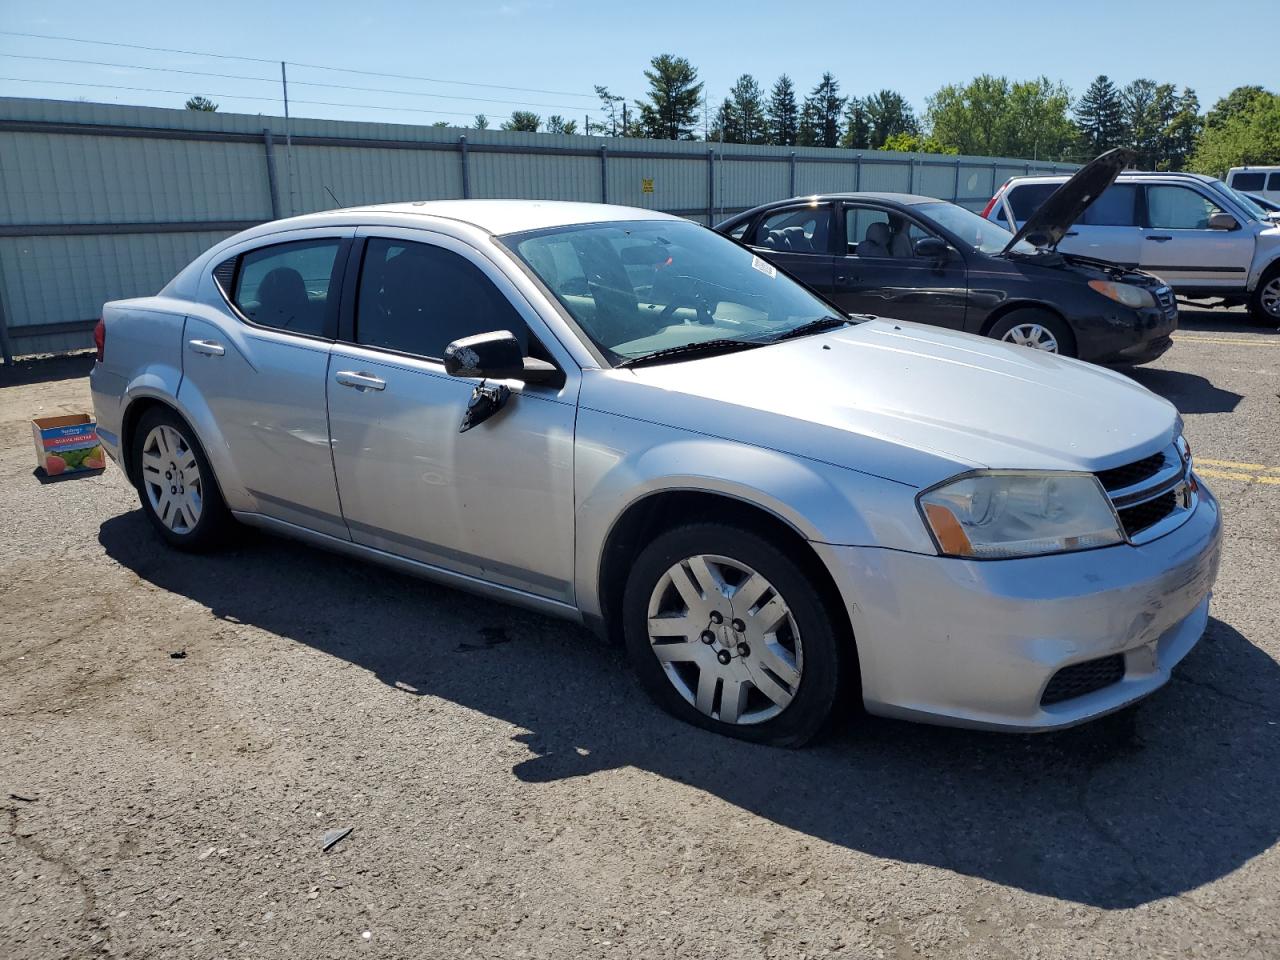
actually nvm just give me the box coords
[249,200,680,237]
[725,193,939,225]
[1004,171,1218,186]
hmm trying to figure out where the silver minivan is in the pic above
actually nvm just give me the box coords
[985,171,1280,322]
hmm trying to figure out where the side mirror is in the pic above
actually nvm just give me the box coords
[443,330,563,386]
[914,236,950,259]
[1208,212,1239,231]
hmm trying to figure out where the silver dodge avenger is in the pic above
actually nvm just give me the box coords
[90,200,1221,746]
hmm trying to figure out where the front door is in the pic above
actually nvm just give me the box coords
[178,230,351,539]
[1139,184,1254,291]
[831,204,969,328]
[744,203,838,294]
[326,228,579,603]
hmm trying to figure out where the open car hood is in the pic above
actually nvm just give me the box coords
[1003,147,1135,254]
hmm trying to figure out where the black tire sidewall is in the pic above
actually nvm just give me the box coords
[621,523,847,747]
[130,407,229,550]
[988,308,1078,358]
[1249,267,1280,325]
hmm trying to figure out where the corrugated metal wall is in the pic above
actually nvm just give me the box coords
[0,96,1077,361]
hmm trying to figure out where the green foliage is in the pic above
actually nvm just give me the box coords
[1190,89,1280,176]
[863,90,918,148]
[590,85,625,136]
[545,115,579,135]
[1204,86,1269,130]
[766,75,799,146]
[1074,75,1125,153]
[797,73,844,147]
[841,98,871,149]
[636,54,703,140]
[473,113,489,130]
[878,131,957,155]
[502,111,541,132]
[184,95,218,112]
[927,75,1074,159]
[713,74,768,144]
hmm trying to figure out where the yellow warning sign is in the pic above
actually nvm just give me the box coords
[641,178,654,194]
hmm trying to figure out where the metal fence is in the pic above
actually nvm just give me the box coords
[0,96,1077,361]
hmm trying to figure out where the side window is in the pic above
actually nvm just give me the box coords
[846,208,928,258]
[1006,183,1058,221]
[356,238,528,358]
[1080,184,1139,226]
[1269,173,1280,191]
[1146,186,1223,230]
[751,206,832,254]
[726,220,750,240]
[231,239,343,337]
[1231,172,1266,192]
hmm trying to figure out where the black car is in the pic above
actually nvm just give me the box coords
[715,149,1177,365]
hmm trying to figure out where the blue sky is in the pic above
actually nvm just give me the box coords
[0,0,1271,129]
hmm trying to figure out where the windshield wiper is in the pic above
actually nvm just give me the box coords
[766,315,850,343]
[615,338,765,369]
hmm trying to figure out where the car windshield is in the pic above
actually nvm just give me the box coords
[1213,180,1268,221]
[501,220,844,365]
[914,201,1036,255]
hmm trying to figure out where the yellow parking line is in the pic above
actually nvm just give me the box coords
[1196,458,1280,473]
[1172,335,1280,346]
[1197,467,1280,485]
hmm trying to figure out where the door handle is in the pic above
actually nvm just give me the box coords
[1146,235,1172,242]
[335,370,386,392]
[188,339,224,356]
[1064,231,1078,237]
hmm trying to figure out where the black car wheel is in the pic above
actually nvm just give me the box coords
[130,406,233,551]
[987,308,1077,358]
[1249,266,1280,325]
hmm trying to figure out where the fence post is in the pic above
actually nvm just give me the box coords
[0,281,13,366]
[707,149,715,224]
[263,128,281,219]
[459,135,471,199]
[789,151,796,197]
[600,145,608,204]
[854,155,862,191]
[953,158,962,203]
[907,157,915,193]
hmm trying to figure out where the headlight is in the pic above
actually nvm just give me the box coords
[1088,280,1155,309]
[919,471,1124,559]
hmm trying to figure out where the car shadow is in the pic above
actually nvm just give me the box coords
[0,352,95,387]
[100,510,1280,910]
[1176,305,1276,335]
[1122,366,1243,415]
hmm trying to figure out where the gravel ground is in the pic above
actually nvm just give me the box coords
[2,309,1278,960]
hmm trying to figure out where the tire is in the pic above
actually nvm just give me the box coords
[987,308,1077,358]
[130,406,232,551]
[1248,266,1280,325]
[621,522,849,747]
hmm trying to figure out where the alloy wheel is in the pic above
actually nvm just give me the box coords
[1001,322,1059,352]
[1262,277,1280,319]
[140,424,203,534]
[646,554,803,725]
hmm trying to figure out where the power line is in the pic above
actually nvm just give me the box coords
[0,29,597,99]
[0,76,565,123]
[0,51,595,112]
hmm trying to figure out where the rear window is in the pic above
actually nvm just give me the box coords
[1231,172,1267,192]
[1270,173,1280,191]
[1080,184,1139,226]
[1007,182,1058,220]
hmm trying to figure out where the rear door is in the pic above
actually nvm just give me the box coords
[830,203,969,328]
[325,227,579,603]
[179,229,352,539]
[1058,183,1144,267]
[1139,183,1254,290]
[744,203,838,294]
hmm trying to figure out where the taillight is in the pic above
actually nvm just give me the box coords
[979,181,1010,220]
[93,318,105,363]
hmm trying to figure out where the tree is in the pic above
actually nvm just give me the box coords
[590,85,625,136]
[502,111,541,132]
[728,74,767,144]
[545,115,579,135]
[635,54,703,140]
[711,97,740,143]
[1075,75,1126,154]
[878,131,957,155]
[863,89,918,148]
[1122,79,1164,168]
[1004,77,1076,160]
[800,73,845,147]
[1204,85,1269,130]
[1190,89,1280,176]
[184,95,218,112]
[840,97,871,149]
[473,113,489,130]
[766,75,799,146]
[1163,88,1201,171]
[925,75,1073,159]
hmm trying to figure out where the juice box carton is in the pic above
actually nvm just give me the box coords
[32,413,105,476]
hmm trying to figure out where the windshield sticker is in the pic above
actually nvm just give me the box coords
[751,255,777,279]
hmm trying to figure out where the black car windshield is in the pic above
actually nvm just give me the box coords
[501,220,843,365]
[914,201,1036,255]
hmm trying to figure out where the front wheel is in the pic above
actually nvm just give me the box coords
[621,523,848,747]
[987,308,1077,357]
[1249,267,1280,325]
[130,406,232,551]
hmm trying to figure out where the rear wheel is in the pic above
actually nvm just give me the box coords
[130,406,232,550]
[987,308,1077,357]
[622,523,848,747]
[1249,267,1280,325]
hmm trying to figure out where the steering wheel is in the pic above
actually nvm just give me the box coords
[658,276,714,325]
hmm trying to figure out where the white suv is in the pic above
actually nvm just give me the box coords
[984,171,1280,323]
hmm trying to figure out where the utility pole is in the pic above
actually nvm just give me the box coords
[621,101,628,137]
[281,61,294,216]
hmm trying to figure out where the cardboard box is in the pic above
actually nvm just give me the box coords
[32,413,105,476]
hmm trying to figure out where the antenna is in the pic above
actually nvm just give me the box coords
[324,185,343,207]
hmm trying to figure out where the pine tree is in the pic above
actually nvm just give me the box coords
[863,89,918,148]
[728,74,767,144]
[797,97,821,147]
[841,98,871,148]
[804,73,846,147]
[502,111,541,132]
[473,113,489,130]
[766,75,799,146]
[1122,79,1162,168]
[1075,75,1126,155]
[1163,87,1202,171]
[635,54,703,140]
[711,97,741,143]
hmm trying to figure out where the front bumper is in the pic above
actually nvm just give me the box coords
[814,480,1221,731]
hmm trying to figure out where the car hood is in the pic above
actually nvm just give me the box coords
[1004,147,1135,254]
[591,318,1179,489]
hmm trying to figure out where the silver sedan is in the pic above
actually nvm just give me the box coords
[90,201,1221,746]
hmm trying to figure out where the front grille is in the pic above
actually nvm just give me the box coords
[1117,490,1178,538]
[1155,285,1177,320]
[1096,451,1166,492]
[1041,654,1126,706]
